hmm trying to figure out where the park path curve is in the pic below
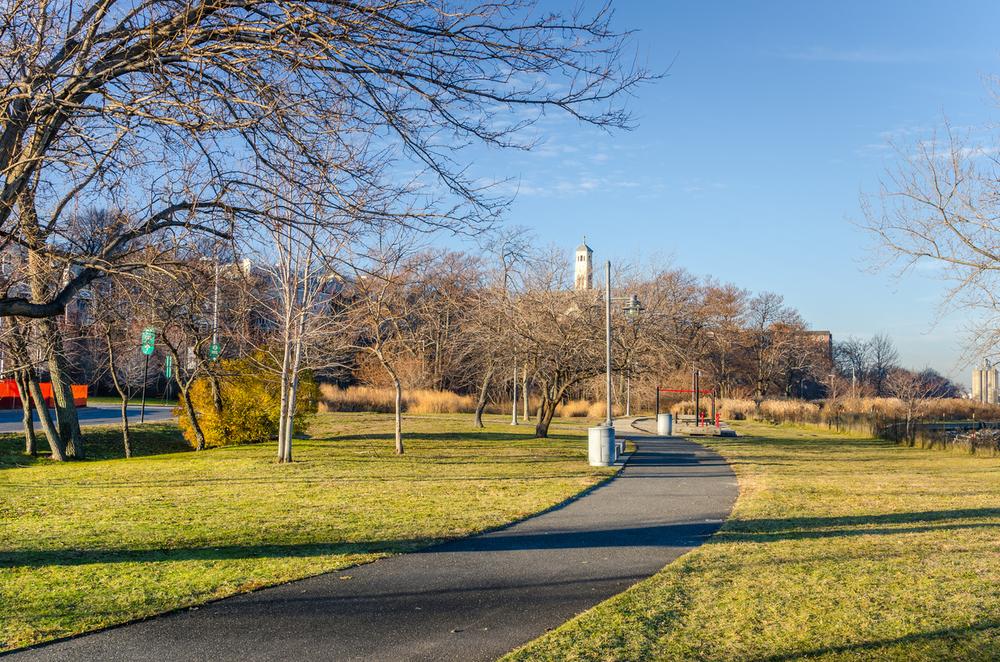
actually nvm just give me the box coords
[9,423,738,662]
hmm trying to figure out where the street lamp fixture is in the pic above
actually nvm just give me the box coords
[623,294,644,319]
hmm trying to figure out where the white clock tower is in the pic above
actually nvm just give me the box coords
[574,238,593,291]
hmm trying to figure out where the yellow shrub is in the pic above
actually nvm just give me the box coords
[178,358,317,448]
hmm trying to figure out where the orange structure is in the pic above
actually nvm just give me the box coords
[0,379,88,409]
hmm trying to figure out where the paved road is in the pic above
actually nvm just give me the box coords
[0,404,174,433]
[9,425,738,662]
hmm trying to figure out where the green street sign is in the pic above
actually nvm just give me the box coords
[164,354,173,378]
[140,328,156,356]
[208,343,221,361]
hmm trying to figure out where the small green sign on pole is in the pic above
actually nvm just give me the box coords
[139,327,156,424]
[164,354,173,378]
[208,343,221,361]
[140,328,156,356]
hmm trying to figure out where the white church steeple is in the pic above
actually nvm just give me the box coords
[574,237,593,291]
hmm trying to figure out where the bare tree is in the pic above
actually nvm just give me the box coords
[2,318,63,459]
[466,231,533,428]
[886,367,936,442]
[868,333,899,397]
[744,292,807,405]
[864,126,1000,357]
[88,277,149,458]
[0,0,648,324]
[512,251,603,438]
[239,205,350,463]
[129,257,222,451]
[701,281,749,399]
[834,336,872,396]
[345,237,420,454]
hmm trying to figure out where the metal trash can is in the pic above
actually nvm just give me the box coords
[588,425,616,466]
[657,413,673,436]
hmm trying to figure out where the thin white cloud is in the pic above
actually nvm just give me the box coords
[681,179,727,194]
[782,47,935,64]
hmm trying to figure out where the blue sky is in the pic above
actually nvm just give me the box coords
[463,0,1000,382]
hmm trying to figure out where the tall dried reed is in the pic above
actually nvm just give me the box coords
[318,385,475,414]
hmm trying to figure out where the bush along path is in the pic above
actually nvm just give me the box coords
[8,430,737,661]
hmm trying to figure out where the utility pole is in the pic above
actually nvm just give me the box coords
[140,353,149,423]
[605,260,613,428]
[693,369,701,427]
[212,260,220,350]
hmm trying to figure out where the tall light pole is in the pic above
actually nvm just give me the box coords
[605,261,613,427]
[212,260,220,350]
[589,261,643,467]
[603,262,644,429]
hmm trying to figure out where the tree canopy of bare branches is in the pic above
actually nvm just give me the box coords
[0,0,647,318]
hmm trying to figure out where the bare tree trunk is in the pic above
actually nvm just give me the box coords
[14,370,37,455]
[282,306,309,463]
[535,381,570,439]
[277,336,291,462]
[120,397,132,458]
[106,332,132,458]
[474,364,495,429]
[209,372,224,415]
[535,396,558,438]
[8,319,62,459]
[27,372,65,461]
[522,369,529,420]
[23,188,84,458]
[178,381,206,450]
[283,363,301,464]
[30,279,84,457]
[393,377,404,455]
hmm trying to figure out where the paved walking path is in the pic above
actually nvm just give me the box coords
[11,422,738,662]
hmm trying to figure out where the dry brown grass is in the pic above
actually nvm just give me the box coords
[556,399,591,417]
[318,385,475,414]
[320,386,622,420]
[681,396,1000,424]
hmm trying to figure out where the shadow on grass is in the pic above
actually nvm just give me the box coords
[29,472,600,489]
[759,620,1000,661]
[721,507,1000,543]
[322,431,582,444]
[0,425,190,468]
[2,520,722,569]
[0,541,413,570]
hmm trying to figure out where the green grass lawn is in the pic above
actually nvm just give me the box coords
[0,412,611,652]
[506,420,1000,661]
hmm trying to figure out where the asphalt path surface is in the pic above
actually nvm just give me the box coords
[9,421,738,662]
[0,404,174,433]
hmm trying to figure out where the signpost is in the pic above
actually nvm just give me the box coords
[163,354,173,405]
[208,343,221,361]
[140,328,155,423]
